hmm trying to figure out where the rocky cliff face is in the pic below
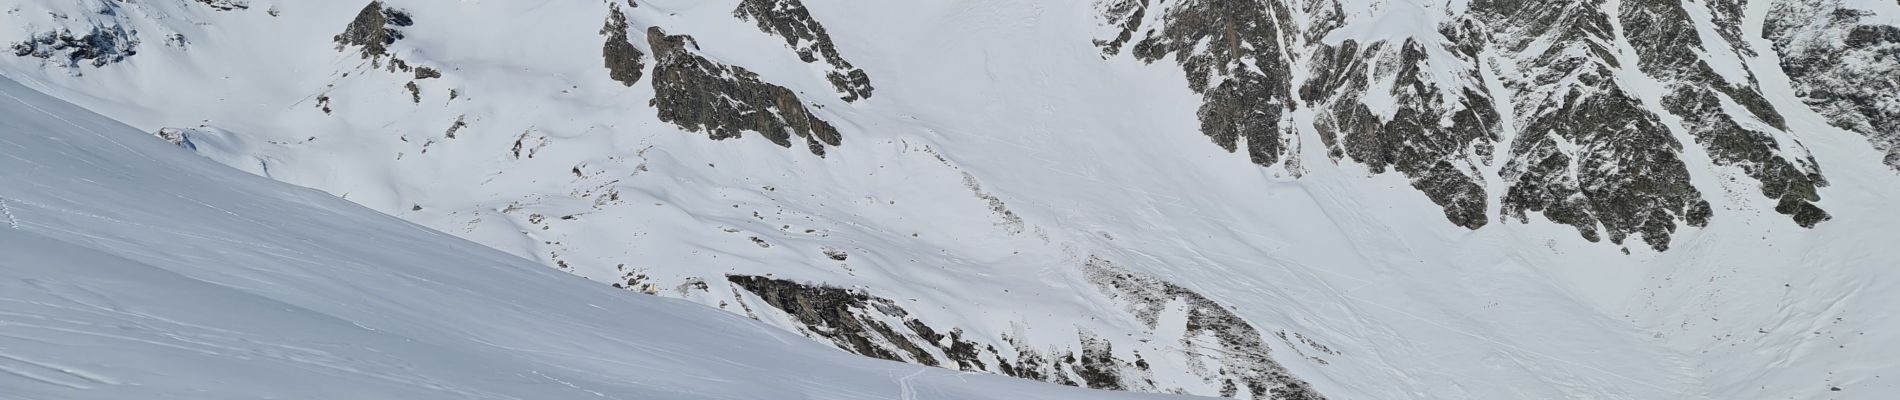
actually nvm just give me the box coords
[600,2,645,87]
[1301,17,1502,230]
[333,1,411,62]
[1098,0,1303,169]
[1091,0,1865,251]
[726,258,1326,400]
[1621,0,1830,227]
[1767,0,1900,171]
[733,0,875,102]
[1475,0,1717,251]
[646,27,843,156]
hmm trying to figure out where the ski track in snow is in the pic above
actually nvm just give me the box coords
[0,352,112,390]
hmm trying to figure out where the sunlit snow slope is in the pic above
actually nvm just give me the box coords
[0,76,1184,400]
[3,0,1899,399]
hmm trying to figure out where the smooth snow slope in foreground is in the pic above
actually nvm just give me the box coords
[0,76,1179,400]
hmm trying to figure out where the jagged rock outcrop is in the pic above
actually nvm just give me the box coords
[726,275,937,363]
[1301,18,1502,229]
[1766,0,1900,171]
[600,2,645,86]
[1097,0,1301,168]
[646,27,842,156]
[727,274,1076,383]
[1620,0,1830,227]
[727,270,1324,399]
[330,1,440,103]
[726,274,1091,384]
[333,1,412,61]
[1096,0,1784,250]
[196,0,250,11]
[1468,0,1711,251]
[733,0,875,102]
[12,10,139,70]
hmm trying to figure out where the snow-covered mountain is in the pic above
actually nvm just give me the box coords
[0,74,1182,399]
[3,0,1897,398]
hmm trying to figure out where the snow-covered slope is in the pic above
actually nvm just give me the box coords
[0,75,1183,399]
[3,0,1898,398]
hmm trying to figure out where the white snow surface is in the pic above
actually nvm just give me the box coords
[1,0,1898,399]
[0,75,1185,400]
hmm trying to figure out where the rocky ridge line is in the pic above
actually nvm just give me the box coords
[1620,0,1831,227]
[601,2,646,86]
[1097,0,1303,168]
[725,263,1326,399]
[1300,10,1503,229]
[733,0,875,102]
[647,27,843,156]
[1766,0,1900,171]
[1475,0,1715,251]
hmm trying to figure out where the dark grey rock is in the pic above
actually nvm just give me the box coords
[12,25,139,69]
[646,27,842,156]
[1476,0,1712,251]
[600,3,645,87]
[726,271,1315,398]
[726,275,926,363]
[1093,0,1146,56]
[1090,0,1855,249]
[1100,0,1301,167]
[195,0,250,11]
[333,1,412,61]
[733,0,874,101]
[1073,333,1124,390]
[1621,0,1831,228]
[1302,34,1500,230]
[443,115,467,139]
[404,81,420,103]
[1767,0,1900,171]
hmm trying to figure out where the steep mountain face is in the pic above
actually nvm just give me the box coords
[601,3,645,86]
[1299,5,1501,230]
[733,0,876,102]
[1093,0,1856,251]
[1766,0,1900,170]
[1618,0,1830,228]
[1097,0,1302,169]
[646,26,844,156]
[1474,0,1718,250]
[4,0,1899,399]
